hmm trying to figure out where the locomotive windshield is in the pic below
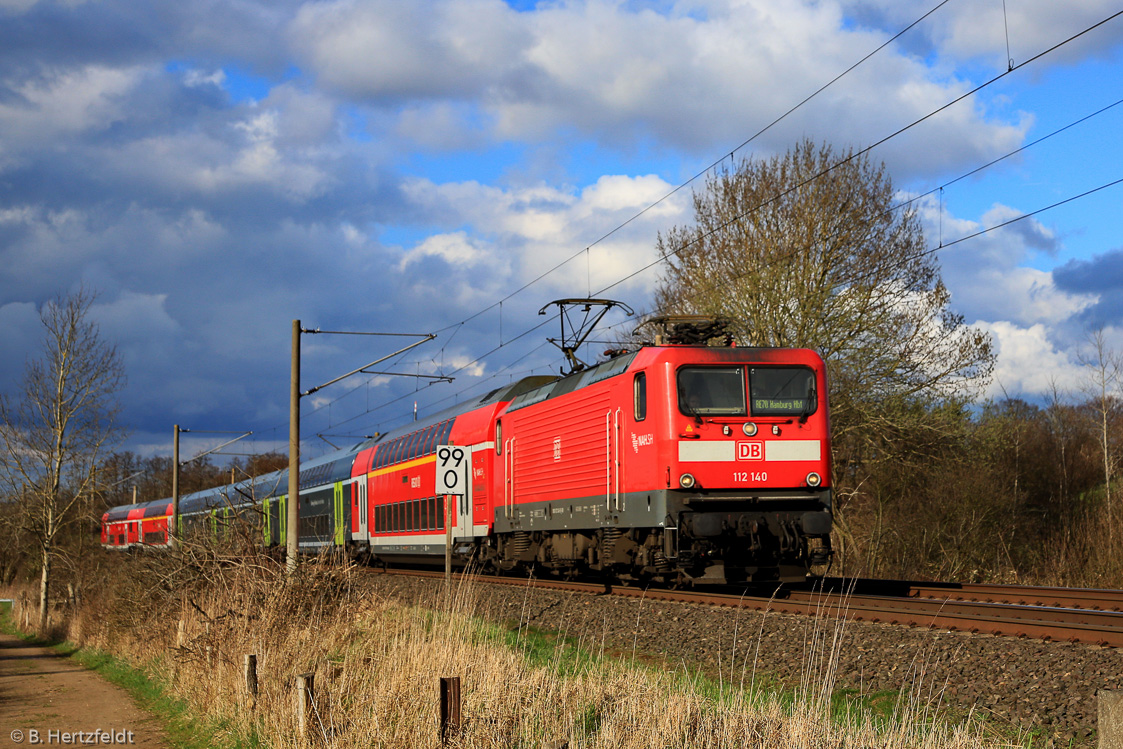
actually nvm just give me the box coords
[749,367,817,416]
[677,367,746,416]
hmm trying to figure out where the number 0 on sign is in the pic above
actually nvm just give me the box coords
[436,445,468,495]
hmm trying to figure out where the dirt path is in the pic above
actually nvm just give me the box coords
[0,632,169,748]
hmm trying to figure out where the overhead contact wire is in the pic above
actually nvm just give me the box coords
[310,7,1123,438]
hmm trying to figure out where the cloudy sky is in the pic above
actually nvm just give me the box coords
[2,0,1122,462]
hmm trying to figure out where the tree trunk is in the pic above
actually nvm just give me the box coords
[38,543,50,632]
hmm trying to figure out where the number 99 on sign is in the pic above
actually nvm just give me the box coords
[436,445,467,495]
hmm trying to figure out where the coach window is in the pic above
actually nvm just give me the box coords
[634,372,647,421]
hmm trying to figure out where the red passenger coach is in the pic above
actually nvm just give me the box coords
[102,499,174,549]
[349,376,555,564]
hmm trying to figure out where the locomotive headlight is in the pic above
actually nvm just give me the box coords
[742,422,758,436]
[806,472,822,487]
[679,473,696,489]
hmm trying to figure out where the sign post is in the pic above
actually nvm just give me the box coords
[436,445,468,587]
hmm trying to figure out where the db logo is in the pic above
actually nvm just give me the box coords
[737,441,763,461]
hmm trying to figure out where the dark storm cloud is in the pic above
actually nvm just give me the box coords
[0,0,298,73]
[1052,248,1123,325]
[0,19,417,446]
[0,2,160,71]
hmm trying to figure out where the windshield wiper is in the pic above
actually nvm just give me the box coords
[678,389,703,423]
[798,382,816,424]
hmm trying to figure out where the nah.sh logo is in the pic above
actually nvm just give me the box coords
[553,437,561,461]
[737,441,763,461]
[631,433,654,453]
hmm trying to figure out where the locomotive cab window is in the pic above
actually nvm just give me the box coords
[677,367,746,416]
[634,372,647,421]
[749,367,817,417]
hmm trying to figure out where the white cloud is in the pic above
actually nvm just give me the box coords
[399,231,490,269]
[0,65,144,145]
[847,0,1123,69]
[979,320,1082,396]
[957,265,1096,329]
[183,68,227,89]
[104,109,334,202]
[915,196,1091,329]
[289,0,523,100]
[399,173,685,299]
[288,0,1030,172]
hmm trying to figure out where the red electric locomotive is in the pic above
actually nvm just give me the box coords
[353,315,833,583]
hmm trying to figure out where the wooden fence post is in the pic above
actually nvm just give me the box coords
[295,672,315,739]
[1100,690,1123,749]
[440,676,461,743]
[176,620,186,648]
[244,655,258,708]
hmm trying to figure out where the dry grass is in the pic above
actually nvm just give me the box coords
[4,546,1018,749]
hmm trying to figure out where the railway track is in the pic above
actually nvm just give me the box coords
[377,569,1123,647]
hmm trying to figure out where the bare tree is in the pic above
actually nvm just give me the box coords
[0,287,124,630]
[1079,328,1121,504]
[655,140,994,417]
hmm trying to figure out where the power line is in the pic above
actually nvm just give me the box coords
[365,1,962,423]
[428,0,956,338]
[287,6,1123,442]
[594,9,1123,297]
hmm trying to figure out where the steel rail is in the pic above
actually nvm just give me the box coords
[373,569,1123,647]
[909,582,1123,611]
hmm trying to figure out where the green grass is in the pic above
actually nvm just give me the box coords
[503,612,1030,749]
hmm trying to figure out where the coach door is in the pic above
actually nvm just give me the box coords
[606,408,623,512]
[333,482,346,546]
[471,445,490,530]
[353,479,369,542]
[454,453,473,540]
[503,435,516,521]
